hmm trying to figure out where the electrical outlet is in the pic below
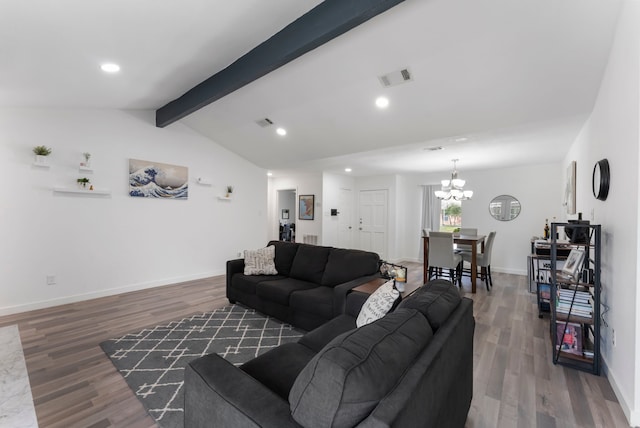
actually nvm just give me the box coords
[612,328,616,347]
[46,275,56,285]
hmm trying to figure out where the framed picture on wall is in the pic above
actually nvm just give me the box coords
[299,195,315,220]
[282,209,289,220]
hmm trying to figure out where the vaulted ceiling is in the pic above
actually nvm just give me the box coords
[1,0,623,177]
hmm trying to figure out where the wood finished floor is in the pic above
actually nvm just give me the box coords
[0,264,630,428]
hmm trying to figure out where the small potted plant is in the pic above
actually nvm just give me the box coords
[81,152,91,167]
[77,177,90,189]
[33,145,52,165]
[226,185,234,198]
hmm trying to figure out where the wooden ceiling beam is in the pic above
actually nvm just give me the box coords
[155,0,405,127]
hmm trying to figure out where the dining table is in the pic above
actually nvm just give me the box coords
[422,234,486,293]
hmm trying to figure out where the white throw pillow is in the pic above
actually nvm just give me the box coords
[244,245,278,275]
[356,280,400,327]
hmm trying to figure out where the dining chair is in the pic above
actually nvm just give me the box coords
[427,231,463,287]
[461,231,496,291]
[456,228,478,254]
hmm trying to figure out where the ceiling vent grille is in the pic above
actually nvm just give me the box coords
[378,68,413,87]
[255,118,274,127]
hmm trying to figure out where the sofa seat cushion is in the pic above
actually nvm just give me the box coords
[289,245,331,284]
[231,274,287,295]
[256,278,318,306]
[289,308,434,428]
[240,342,316,400]
[396,279,461,331]
[290,286,334,319]
[321,248,379,286]
[298,314,356,353]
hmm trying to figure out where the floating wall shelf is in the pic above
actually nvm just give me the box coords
[217,196,232,201]
[79,166,94,172]
[53,187,111,196]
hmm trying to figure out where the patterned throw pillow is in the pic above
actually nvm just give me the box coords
[244,246,278,275]
[356,280,400,327]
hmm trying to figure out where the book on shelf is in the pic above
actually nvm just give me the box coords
[539,284,551,300]
[556,322,583,355]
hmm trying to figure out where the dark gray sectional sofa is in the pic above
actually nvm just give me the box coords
[226,240,381,330]
[185,279,475,428]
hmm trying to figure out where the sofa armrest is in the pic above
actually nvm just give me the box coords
[185,353,301,428]
[226,259,244,291]
[332,273,382,317]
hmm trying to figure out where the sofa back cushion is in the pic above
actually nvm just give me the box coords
[321,248,380,286]
[289,244,331,284]
[267,240,300,276]
[289,308,433,428]
[396,279,461,331]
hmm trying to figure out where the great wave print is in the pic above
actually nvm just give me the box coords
[129,159,188,199]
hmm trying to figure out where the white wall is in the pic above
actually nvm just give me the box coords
[0,108,268,315]
[563,2,639,424]
[398,163,563,274]
[268,173,322,243]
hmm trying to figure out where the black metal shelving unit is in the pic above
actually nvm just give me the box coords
[549,223,601,375]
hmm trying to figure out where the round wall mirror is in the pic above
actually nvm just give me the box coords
[489,195,521,221]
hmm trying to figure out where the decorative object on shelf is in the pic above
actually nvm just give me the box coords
[379,261,408,293]
[563,160,577,214]
[77,177,90,189]
[488,195,521,221]
[592,159,610,201]
[32,145,52,165]
[298,194,315,220]
[434,159,473,201]
[226,185,234,198]
[81,152,91,167]
[129,158,188,199]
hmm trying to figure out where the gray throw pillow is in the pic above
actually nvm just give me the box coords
[289,308,433,428]
[243,245,278,275]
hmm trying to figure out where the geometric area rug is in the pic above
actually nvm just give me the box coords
[100,305,304,428]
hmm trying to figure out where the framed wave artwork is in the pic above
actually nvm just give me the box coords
[129,158,188,199]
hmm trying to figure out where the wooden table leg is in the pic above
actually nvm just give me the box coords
[471,249,477,293]
[423,237,429,284]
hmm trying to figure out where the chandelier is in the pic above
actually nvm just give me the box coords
[434,159,473,201]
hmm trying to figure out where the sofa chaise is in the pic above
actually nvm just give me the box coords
[185,279,475,427]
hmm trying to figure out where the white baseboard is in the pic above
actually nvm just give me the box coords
[602,355,636,427]
[0,270,225,317]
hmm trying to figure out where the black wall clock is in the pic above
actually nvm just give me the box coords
[592,159,610,201]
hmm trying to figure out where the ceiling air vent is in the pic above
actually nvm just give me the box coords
[378,68,413,88]
[255,118,274,128]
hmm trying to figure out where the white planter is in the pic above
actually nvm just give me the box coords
[34,155,49,165]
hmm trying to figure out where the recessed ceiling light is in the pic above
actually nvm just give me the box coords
[454,137,468,142]
[345,168,352,172]
[375,97,389,109]
[276,127,287,136]
[100,63,120,73]
[267,172,273,177]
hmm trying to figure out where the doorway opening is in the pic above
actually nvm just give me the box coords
[277,189,296,242]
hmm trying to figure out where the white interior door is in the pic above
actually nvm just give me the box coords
[358,189,388,258]
[337,188,353,248]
